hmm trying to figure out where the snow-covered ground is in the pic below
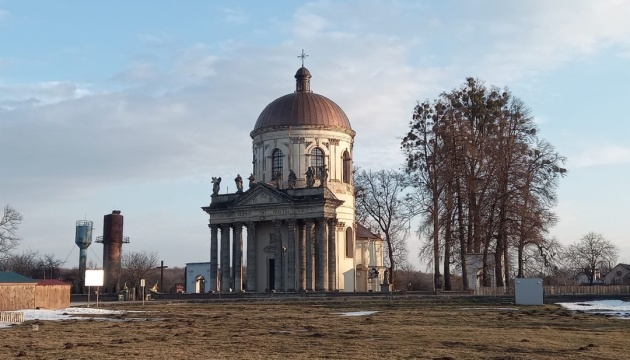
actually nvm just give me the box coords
[558,300,630,319]
[0,307,125,329]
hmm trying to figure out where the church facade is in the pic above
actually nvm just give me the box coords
[202,65,383,293]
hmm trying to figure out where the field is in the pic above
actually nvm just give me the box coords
[1,298,629,359]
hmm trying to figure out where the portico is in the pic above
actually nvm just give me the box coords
[203,184,346,292]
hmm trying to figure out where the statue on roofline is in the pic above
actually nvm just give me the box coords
[235,174,243,193]
[211,177,222,196]
[305,167,315,187]
[248,173,256,189]
[288,169,297,189]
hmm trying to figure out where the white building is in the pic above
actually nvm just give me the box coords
[202,65,382,292]
[185,262,211,293]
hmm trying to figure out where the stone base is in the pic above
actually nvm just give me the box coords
[381,284,393,293]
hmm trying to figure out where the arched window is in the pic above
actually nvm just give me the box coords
[342,150,352,184]
[345,227,354,258]
[272,149,283,180]
[310,147,324,178]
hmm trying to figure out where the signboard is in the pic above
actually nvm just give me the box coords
[515,278,543,305]
[85,270,104,287]
[140,279,145,287]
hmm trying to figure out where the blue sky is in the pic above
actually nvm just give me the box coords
[1,0,629,270]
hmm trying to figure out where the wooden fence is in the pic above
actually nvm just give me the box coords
[35,284,71,309]
[474,285,630,296]
[0,312,24,323]
[0,284,36,311]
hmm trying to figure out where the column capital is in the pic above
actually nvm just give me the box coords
[246,221,255,229]
[286,219,296,229]
[219,223,231,231]
[336,221,345,230]
[209,224,219,230]
[327,218,338,227]
[274,219,283,229]
[232,222,244,230]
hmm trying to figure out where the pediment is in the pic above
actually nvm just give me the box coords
[231,184,293,207]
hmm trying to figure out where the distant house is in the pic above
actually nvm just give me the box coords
[543,276,576,286]
[604,264,630,285]
[575,270,604,285]
[354,223,386,292]
[0,271,71,311]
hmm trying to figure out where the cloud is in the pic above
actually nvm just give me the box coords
[224,8,248,25]
[0,81,91,105]
[136,33,173,46]
[451,0,630,84]
[572,145,630,167]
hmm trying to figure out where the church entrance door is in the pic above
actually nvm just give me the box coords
[268,259,275,291]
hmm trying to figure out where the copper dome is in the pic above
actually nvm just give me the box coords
[252,67,352,135]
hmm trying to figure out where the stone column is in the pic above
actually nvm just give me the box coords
[232,223,243,292]
[246,221,256,292]
[274,220,283,291]
[315,218,328,291]
[209,224,218,292]
[287,220,296,292]
[328,219,337,291]
[298,222,306,291]
[305,220,314,291]
[220,224,231,293]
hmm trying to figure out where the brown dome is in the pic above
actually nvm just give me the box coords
[252,67,352,135]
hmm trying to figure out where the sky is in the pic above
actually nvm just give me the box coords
[1,0,629,271]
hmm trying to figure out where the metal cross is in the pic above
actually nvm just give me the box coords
[298,49,309,67]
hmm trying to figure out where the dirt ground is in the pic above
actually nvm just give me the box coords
[1,298,629,359]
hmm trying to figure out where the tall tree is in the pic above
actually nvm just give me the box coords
[0,205,22,261]
[402,78,566,289]
[565,232,618,285]
[355,169,412,285]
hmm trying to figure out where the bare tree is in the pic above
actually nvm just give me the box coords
[121,250,159,291]
[0,205,22,261]
[355,169,413,285]
[1,250,64,279]
[565,232,618,285]
[402,78,566,289]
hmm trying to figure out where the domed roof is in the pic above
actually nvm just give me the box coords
[252,67,352,134]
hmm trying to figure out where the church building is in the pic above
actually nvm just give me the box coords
[202,63,384,293]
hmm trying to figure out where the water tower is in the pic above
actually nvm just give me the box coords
[75,220,93,293]
[96,210,129,293]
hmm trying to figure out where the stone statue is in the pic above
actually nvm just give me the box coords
[248,173,256,189]
[383,269,390,285]
[305,167,315,187]
[234,174,243,193]
[320,164,328,187]
[288,169,297,189]
[274,171,283,189]
[211,177,221,196]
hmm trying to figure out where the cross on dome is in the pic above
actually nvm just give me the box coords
[298,49,309,67]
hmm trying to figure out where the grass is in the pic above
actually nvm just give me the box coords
[1,298,629,359]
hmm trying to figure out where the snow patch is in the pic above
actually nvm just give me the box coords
[334,311,379,316]
[558,300,630,319]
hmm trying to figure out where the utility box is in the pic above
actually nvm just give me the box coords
[514,278,543,305]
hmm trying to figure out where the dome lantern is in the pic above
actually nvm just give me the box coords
[295,67,311,92]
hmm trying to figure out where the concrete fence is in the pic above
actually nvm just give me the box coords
[0,311,24,323]
[474,285,630,296]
